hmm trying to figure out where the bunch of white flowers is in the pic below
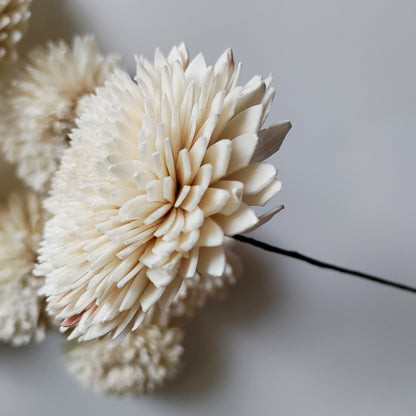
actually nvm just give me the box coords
[0,17,289,394]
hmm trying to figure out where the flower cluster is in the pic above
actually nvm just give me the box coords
[0,25,290,394]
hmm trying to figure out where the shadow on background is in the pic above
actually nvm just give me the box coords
[20,0,80,53]
[158,240,287,400]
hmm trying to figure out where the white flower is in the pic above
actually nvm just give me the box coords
[0,0,31,62]
[0,35,121,192]
[63,325,184,395]
[37,43,290,342]
[0,190,47,346]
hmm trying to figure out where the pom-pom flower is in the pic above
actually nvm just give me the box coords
[62,241,240,395]
[0,190,47,346]
[0,35,121,192]
[63,325,184,395]
[37,43,290,342]
[0,0,31,62]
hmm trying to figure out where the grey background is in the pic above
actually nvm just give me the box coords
[1,0,416,414]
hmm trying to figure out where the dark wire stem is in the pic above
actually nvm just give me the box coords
[233,234,416,295]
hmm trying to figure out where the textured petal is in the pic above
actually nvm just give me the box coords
[251,121,291,162]
[213,204,259,235]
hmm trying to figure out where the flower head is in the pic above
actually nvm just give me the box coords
[63,324,184,395]
[0,0,31,62]
[0,190,48,346]
[37,44,290,342]
[0,35,121,192]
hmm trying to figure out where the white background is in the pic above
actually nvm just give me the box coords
[1,0,416,415]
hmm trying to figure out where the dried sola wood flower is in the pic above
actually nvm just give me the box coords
[37,43,291,342]
[0,35,121,192]
[0,190,47,346]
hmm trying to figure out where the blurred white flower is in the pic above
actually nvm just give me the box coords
[63,325,184,395]
[37,43,290,342]
[0,190,47,346]
[0,35,121,192]
[0,0,31,62]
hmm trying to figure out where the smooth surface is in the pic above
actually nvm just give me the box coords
[1,0,416,415]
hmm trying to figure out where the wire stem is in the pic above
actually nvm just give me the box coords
[233,234,416,295]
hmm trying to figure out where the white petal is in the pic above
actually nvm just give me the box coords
[213,204,258,235]
[219,104,263,140]
[243,205,284,233]
[251,121,291,162]
[215,180,244,215]
[197,217,224,247]
[243,179,282,206]
[198,188,230,217]
[226,162,276,195]
[226,133,258,175]
[203,139,232,183]
[197,246,226,276]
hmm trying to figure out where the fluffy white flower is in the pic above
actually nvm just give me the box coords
[62,241,240,395]
[0,190,47,346]
[0,35,121,192]
[63,325,184,395]
[37,43,290,342]
[0,0,31,62]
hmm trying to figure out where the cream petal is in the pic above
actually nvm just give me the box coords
[109,187,139,207]
[226,133,258,175]
[198,187,230,217]
[192,163,212,191]
[146,267,175,288]
[154,208,177,237]
[185,53,207,83]
[163,176,176,202]
[219,104,263,140]
[203,139,232,183]
[178,247,199,277]
[213,203,258,235]
[176,149,192,185]
[242,205,284,233]
[158,274,184,309]
[163,209,184,241]
[234,76,266,115]
[189,136,209,179]
[146,179,164,202]
[178,229,200,252]
[197,246,226,276]
[119,195,163,220]
[180,185,204,212]
[152,237,178,257]
[260,86,276,126]
[251,121,291,163]
[119,274,148,311]
[214,180,244,215]
[226,162,276,195]
[183,207,204,232]
[174,185,191,207]
[197,217,224,247]
[140,283,164,312]
[144,202,173,225]
[243,179,282,207]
